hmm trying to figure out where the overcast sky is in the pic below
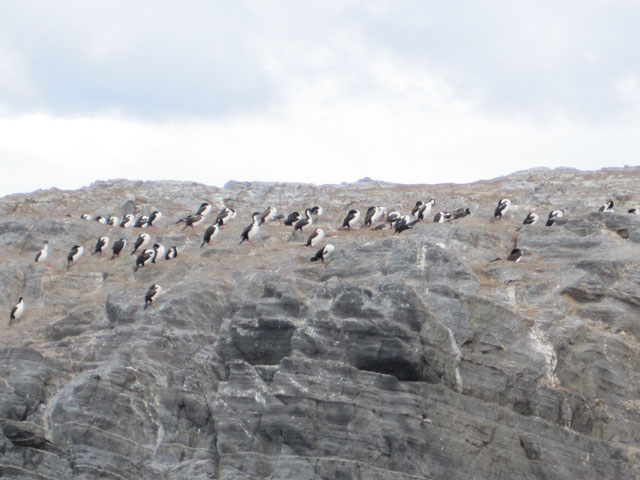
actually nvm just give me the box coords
[1,1,639,196]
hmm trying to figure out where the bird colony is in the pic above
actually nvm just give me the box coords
[6,193,624,325]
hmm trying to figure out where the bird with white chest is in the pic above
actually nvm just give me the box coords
[494,199,511,220]
[342,209,360,230]
[131,233,151,255]
[67,245,84,269]
[9,297,24,325]
[35,241,49,263]
[134,249,155,272]
[144,284,162,309]
[305,228,325,247]
[240,212,261,245]
[310,244,334,263]
[92,236,109,255]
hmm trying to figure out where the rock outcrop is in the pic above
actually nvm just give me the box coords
[1,167,640,479]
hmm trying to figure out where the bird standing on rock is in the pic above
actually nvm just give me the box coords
[386,211,401,227]
[131,233,151,255]
[433,211,451,223]
[92,236,109,255]
[240,212,261,245]
[310,244,334,263]
[494,199,511,220]
[599,200,614,213]
[522,212,539,225]
[195,202,212,217]
[283,211,300,226]
[35,241,49,263]
[134,215,149,228]
[9,297,24,325]
[177,214,204,230]
[201,220,222,248]
[294,209,314,233]
[120,214,135,228]
[507,248,523,262]
[67,245,84,269]
[111,239,127,259]
[135,249,155,272]
[152,243,165,263]
[546,210,564,227]
[216,207,236,226]
[306,228,325,247]
[147,210,162,227]
[259,206,277,225]
[144,284,162,309]
[395,216,419,234]
[342,209,360,230]
[452,208,471,220]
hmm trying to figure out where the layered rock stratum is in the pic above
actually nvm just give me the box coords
[1,167,640,479]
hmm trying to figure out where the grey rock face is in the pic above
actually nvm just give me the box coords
[1,168,640,479]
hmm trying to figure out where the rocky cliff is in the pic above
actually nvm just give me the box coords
[1,167,640,479]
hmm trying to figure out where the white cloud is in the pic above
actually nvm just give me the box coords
[2,54,640,197]
[617,74,640,103]
[1,2,640,196]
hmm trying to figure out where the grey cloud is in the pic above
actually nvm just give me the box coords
[1,1,639,120]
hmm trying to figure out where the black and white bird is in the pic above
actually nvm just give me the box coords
[144,284,161,309]
[120,214,135,228]
[195,202,212,217]
[412,199,436,221]
[259,206,278,225]
[216,207,236,226]
[395,216,419,234]
[310,244,334,262]
[107,216,119,226]
[111,238,127,259]
[294,209,314,233]
[310,206,323,216]
[599,200,614,213]
[507,248,523,262]
[152,243,165,263]
[546,210,564,227]
[201,220,222,248]
[386,211,401,227]
[9,297,24,325]
[66,245,84,268]
[177,214,205,230]
[522,212,539,225]
[452,207,472,220]
[494,199,511,220]
[240,212,261,244]
[433,211,452,223]
[131,233,151,255]
[364,207,377,227]
[95,215,108,224]
[628,207,640,215]
[80,214,93,221]
[135,249,155,271]
[34,241,49,263]
[283,211,301,226]
[134,215,149,228]
[364,206,386,227]
[305,228,325,247]
[342,209,361,230]
[147,210,162,227]
[165,246,178,260]
[369,206,387,226]
[91,236,109,255]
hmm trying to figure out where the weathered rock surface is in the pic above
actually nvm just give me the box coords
[1,167,640,478]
